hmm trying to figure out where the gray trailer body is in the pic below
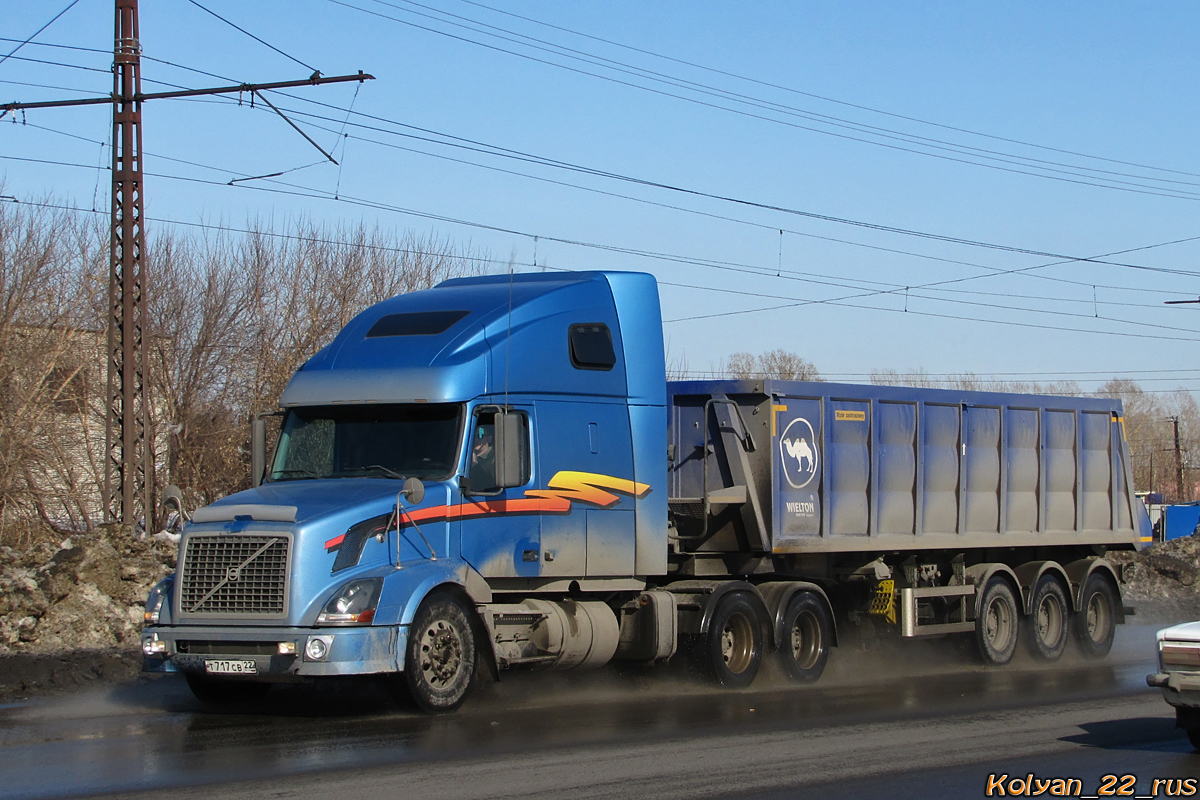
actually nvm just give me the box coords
[667,380,1147,558]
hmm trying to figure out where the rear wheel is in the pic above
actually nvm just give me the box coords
[1075,573,1117,659]
[185,673,272,704]
[975,577,1019,666]
[404,592,477,714]
[778,592,831,682]
[1188,729,1200,752]
[1026,575,1069,661]
[699,592,764,688]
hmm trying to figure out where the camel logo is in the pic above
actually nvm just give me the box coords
[780,417,819,489]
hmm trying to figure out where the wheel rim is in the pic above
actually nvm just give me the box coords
[790,611,821,670]
[419,619,464,689]
[1036,593,1064,646]
[720,612,755,674]
[1085,592,1110,643]
[984,595,1013,648]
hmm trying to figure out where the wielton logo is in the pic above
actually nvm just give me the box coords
[780,417,819,489]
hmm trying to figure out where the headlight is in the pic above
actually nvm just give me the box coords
[316,578,382,625]
[1161,641,1200,669]
[144,576,174,625]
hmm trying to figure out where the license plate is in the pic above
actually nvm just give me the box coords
[204,659,257,675]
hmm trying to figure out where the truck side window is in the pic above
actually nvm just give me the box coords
[470,410,530,492]
[568,323,616,371]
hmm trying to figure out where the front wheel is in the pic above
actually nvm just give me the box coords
[975,577,1020,666]
[1075,573,1117,659]
[698,592,764,689]
[778,592,831,682]
[404,592,478,714]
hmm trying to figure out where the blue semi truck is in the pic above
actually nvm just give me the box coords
[141,271,1149,712]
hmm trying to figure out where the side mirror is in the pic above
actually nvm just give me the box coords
[251,417,267,488]
[250,410,284,487]
[401,476,425,505]
[161,485,188,534]
[494,411,525,489]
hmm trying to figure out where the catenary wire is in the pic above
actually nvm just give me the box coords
[0,0,82,69]
[452,0,1200,182]
[326,0,1200,201]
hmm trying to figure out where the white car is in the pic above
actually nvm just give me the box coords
[1147,621,1200,750]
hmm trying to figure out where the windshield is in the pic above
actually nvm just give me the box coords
[269,403,464,482]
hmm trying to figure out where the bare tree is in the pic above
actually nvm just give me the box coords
[726,349,820,381]
[145,219,485,510]
[0,199,107,544]
[0,199,486,547]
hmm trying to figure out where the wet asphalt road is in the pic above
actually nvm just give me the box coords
[1,623,1197,800]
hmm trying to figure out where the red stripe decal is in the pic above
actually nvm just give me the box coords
[322,471,650,551]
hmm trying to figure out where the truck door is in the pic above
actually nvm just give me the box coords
[458,405,541,578]
[536,399,636,577]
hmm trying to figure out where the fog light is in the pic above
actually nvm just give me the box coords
[305,635,333,661]
[142,635,167,656]
[278,641,297,655]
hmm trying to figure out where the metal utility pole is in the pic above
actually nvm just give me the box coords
[2,0,373,528]
[106,0,149,527]
[1170,415,1187,503]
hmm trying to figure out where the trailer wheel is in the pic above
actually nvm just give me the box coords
[699,592,763,689]
[404,592,477,713]
[1026,575,1069,661]
[778,592,831,683]
[185,673,271,704]
[975,578,1019,666]
[1075,573,1116,659]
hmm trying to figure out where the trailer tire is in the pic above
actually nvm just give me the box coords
[404,592,477,713]
[1075,573,1117,659]
[698,592,763,689]
[1026,575,1069,661]
[778,592,831,683]
[975,577,1019,666]
[185,673,271,704]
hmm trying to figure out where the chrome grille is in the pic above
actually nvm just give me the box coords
[179,534,290,616]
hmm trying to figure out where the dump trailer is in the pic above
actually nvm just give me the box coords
[141,271,1148,712]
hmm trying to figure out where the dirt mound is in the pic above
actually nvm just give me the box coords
[1110,534,1200,624]
[0,648,143,701]
[0,524,175,699]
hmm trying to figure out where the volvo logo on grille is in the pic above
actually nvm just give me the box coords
[226,566,240,582]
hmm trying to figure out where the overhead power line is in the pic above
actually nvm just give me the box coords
[454,0,1200,182]
[185,0,319,74]
[0,0,82,69]
[17,116,1186,310]
[326,0,1200,201]
[10,36,1194,288]
[381,0,1200,197]
[6,150,1197,343]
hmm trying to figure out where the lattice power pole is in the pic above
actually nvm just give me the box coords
[106,0,149,526]
[2,0,373,527]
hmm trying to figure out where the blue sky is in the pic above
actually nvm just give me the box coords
[4,1,1200,390]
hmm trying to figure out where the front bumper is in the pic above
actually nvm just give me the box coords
[1146,671,1200,709]
[142,624,407,678]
